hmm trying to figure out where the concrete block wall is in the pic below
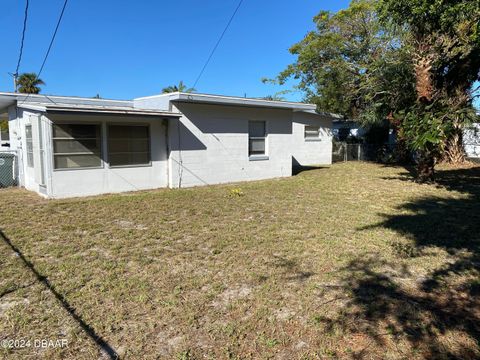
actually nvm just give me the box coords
[168,102,293,188]
[291,111,333,166]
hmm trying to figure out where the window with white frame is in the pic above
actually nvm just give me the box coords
[52,123,102,169]
[248,121,266,156]
[107,124,150,167]
[304,125,320,140]
[25,125,34,167]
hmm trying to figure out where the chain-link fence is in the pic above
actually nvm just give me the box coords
[333,142,401,163]
[0,150,18,188]
[333,143,366,162]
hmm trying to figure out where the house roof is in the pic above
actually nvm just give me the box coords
[0,92,132,109]
[296,109,344,119]
[0,91,343,117]
[0,92,179,117]
[135,92,318,111]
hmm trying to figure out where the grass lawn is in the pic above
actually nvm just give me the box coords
[1,162,479,359]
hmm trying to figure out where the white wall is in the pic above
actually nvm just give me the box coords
[7,107,45,193]
[167,103,293,188]
[291,112,333,167]
[46,114,169,198]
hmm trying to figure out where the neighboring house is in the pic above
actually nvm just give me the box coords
[464,122,480,159]
[332,119,397,144]
[0,92,335,198]
[332,119,365,141]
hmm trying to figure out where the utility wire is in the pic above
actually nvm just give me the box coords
[37,0,69,78]
[14,0,30,81]
[20,0,69,105]
[192,0,244,89]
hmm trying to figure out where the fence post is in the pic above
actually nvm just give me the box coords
[344,143,347,162]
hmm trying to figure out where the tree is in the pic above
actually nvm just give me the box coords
[269,0,416,131]
[271,0,479,181]
[161,81,196,94]
[261,90,291,101]
[378,0,480,180]
[16,73,45,94]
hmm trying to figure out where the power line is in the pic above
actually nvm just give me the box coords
[14,0,30,89]
[20,0,69,105]
[37,0,69,78]
[192,0,244,89]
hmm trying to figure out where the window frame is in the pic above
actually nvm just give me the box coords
[51,122,104,171]
[25,124,34,167]
[304,124,321,141]
[248,120,269,160]
[107,123,152,168]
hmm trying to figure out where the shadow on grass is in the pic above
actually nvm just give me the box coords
[270,255,315,282]
[0,230,119,359]
[319,166,480,359]
[292,165,329,176]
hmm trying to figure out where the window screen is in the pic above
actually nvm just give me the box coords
[1,121,9,141]
[305,125,320,139]
[248,121,266,156]
[108,125,150,166]
[25,125,34,167]
[52,123,102,169]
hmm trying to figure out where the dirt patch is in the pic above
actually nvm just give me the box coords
[212,284,253,308]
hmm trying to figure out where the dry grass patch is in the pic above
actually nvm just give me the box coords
[0,162,479,359]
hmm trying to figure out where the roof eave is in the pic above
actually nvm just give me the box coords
[45,107,181,117]
[17,103,181,117]
[169,92,317,111]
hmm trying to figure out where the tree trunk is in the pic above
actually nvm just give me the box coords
[444,115,466,164]
[394,138,411,164]
[417,151,435,182]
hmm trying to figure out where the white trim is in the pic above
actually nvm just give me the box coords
[18,104,47,112]
[249,155,269,161]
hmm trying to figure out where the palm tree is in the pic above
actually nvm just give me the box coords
[16,73,45,94]
[161,81,196,94]
[263,94,285,101]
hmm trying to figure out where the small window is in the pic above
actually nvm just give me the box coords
[25,125,34,167]
[248,121,266,156]
[0,120,9,141]
[53,123,102,169]
[305,125,320,140]
[108,125,150,167]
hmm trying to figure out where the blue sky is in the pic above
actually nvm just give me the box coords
[0,0,349,101]
[1,0,478,109]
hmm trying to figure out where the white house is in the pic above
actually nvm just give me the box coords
[0,91,335,198]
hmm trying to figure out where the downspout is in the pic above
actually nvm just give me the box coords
[163,118,170,188]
